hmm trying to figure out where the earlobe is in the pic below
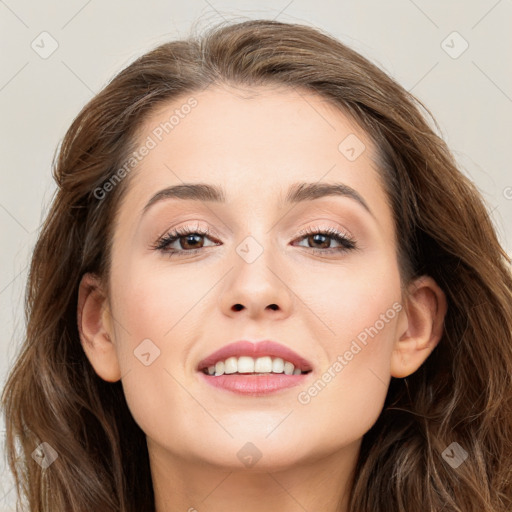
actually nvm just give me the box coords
[390,275,448,379]
[77,273,121,382]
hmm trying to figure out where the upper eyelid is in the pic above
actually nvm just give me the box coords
[162,224,350,239]
[157,222,217,240]
[296,224,353,238]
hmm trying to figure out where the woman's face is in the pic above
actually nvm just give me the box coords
[95,85,409,469]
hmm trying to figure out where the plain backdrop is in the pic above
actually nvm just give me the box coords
[1,0,511,509]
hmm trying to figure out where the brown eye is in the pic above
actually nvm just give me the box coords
[179,233,205,250]
[306,233,331,249]
[153,226,219,254]
[293,227,356,254]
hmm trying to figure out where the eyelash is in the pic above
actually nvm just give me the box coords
[295,226,357,254]
[152,224,357,257]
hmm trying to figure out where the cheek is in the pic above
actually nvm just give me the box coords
[295,256,401,428]
[299,249,402,348]
[111,257,209,343]
[107,259,212,436]
[296,316,397,445]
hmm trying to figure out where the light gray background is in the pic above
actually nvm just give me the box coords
[1,1,511,509]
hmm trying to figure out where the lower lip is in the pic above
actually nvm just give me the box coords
[198,371,310,395]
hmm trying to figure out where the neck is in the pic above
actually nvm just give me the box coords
[149,439,360,512]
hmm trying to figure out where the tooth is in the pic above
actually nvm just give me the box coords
[283,362,295,375]
[254,356,272,373]
[237,356,255,373]
[207,356,304,376]
[224,356,238,374]
[215,361,225,376]
[272,357,284,373]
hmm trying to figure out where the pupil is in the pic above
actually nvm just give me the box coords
[183,234,203,249]
[311,234,329,248]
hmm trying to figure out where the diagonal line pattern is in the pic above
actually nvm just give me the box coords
[0,263,29,296]
[119,367,132,380]
[108,306,131,337]
[266,472,311,511]
[200,471,233,503]
[0,62,29,92]
[0,483,16,508]
[0,0,29,28]
[407,0,439,28]
[272,0,295,21]
[409,61,439,92]
[61,61,96,95]
[265,409,294,438]
[472,0,503,29]
[61,0,93,29]
[472,61,512,103]
[0,204,28,233]
[368,367,387,386]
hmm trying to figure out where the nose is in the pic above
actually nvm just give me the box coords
[218,239,293,321]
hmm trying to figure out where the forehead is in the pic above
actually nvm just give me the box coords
[131,85,382,193]
[115,84,391,236]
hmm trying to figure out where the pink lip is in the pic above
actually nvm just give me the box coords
[199,372,310,395]
[196,340,313,396]
[196,340,313,372]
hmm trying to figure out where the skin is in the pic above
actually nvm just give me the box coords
[78,84,447,512]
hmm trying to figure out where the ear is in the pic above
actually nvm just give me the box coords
[77,272,121,382]
[391,275,448,378]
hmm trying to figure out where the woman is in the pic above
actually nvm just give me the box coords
[2,18,511,512]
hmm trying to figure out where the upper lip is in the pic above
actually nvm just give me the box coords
[197,340,313,372]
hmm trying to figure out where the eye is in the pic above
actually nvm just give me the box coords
[152,224,219,255]
[292,226,357,254]
[152,224,357,258]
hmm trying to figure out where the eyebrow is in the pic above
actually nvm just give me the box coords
[141,181,373,217]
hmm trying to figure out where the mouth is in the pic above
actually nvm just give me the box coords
[197,340,313,395]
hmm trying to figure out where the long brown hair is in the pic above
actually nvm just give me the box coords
[2,19,511,512]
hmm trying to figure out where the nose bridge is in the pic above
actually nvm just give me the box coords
[230,205,280,274]
[219,229,293,317]
[235,231,281,292]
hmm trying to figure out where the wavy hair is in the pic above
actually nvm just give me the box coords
[2,18,512,512]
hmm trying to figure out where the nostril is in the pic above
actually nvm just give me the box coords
[232,304,244,311]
